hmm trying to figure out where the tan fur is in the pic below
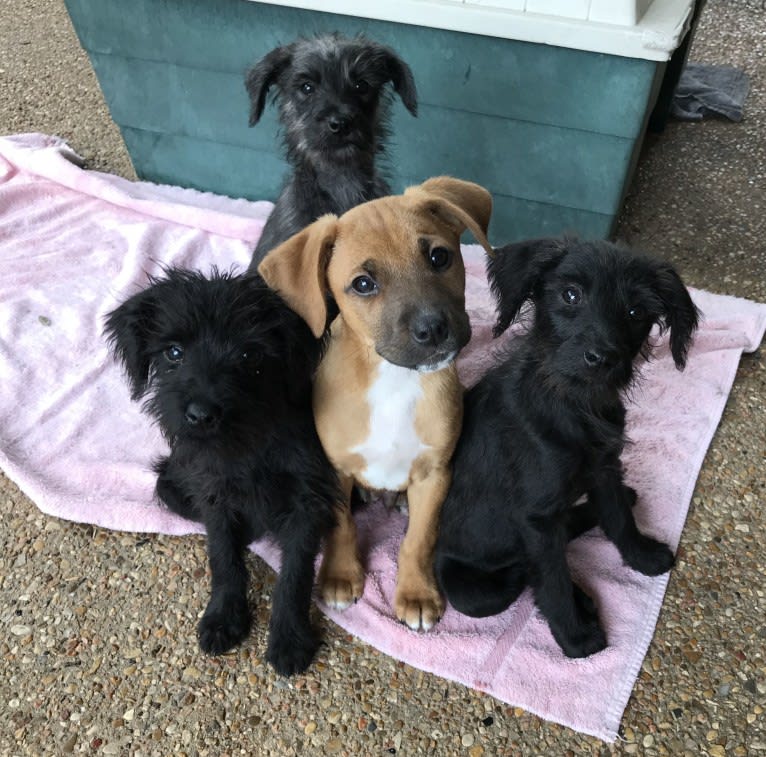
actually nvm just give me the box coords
[259,177,492,629]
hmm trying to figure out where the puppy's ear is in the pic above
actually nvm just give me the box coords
[379,46,418,116]
[407,176,493,254]
[488,238,567,337]
[245,44,293,126]
[652,261,700,369]
[103,286,159,400]
[258,215,338,338]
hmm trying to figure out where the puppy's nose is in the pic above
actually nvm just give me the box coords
[184,400,219,428]
[583,349,605,368]
[411,311,449,347]
[327,115,349,134]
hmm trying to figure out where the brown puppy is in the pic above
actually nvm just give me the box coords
[259,177,493,631]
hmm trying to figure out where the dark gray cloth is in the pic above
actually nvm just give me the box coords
[671,62,750,122]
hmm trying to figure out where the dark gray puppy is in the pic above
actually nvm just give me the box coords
[246,33,418,269]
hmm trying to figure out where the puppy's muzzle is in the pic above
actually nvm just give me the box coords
[410,310,449,348]
[377,305,470,372]
[583,344,619,371]
[583,349,606,368]
[184,399,221,431]
[327,115,350,135]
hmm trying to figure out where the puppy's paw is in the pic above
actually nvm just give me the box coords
[381,491,409,515]
[623,534,675,576]
[266,628,320,677]
[394,581,445,632]
[318,560,365,610]
[557,622,608,659]
[198,599,251,656]
[552,588,607,658]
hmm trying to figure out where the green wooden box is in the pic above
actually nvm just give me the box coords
[63,0,694,242]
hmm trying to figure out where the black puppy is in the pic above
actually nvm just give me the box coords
[435,238,699,657]
[245,33,418,268]
[104,269,338,675]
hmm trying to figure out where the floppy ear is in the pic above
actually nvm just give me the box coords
[257,214,338,338]
[488,237,567,337]
[652,261,700,369]
[379,45,418,116]
[245,43,294,126]
[103,286,159,400]
[406,176,493,254]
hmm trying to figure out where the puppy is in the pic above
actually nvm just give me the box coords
[245,33,418,268]
[104,269,338,675]
[258,176,494,631]
[435,238,700,657]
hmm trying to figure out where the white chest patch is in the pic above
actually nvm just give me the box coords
[352,361,429,491]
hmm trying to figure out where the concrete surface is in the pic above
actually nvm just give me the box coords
[0,0,764,754]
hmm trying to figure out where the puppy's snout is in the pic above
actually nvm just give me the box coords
[583,349,605,368]
[184,400,220,429]
[327,115,350,135]
[410,311,449,347]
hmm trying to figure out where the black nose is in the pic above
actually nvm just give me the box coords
[327,116,349,134]
[583,350,605,368]
[411,312,449,347]
[184,400,219,428]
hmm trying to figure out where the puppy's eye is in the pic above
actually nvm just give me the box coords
[300,81,315,95]
[628,304,646,320]
[429,246,452,272]
[164,345,184,362]
[353,79,370,95]
[351,275,378,296]
[562,286,582,305]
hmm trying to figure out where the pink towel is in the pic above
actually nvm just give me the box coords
[1,133,764,742]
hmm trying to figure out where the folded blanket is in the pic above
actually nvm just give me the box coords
[1,133,764,742]
[671,62,751,122]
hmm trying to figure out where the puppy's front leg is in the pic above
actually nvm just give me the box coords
[591,461,674,576]
[267,526,322,676]
[198,507,251,656]
[395,467,448,631]
[524,515,607,658]
[318,475,365,609]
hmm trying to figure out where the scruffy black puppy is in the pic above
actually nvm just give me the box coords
[104,269,338,675]
[435,238,699,658]
[245,33,418,268]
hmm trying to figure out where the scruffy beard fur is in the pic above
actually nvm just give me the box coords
[435,238,699,659]
[104,268,339,675]
[244,33,418,268]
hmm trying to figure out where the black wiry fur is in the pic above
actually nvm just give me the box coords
[245,33,418,268]
[104,269,339,675]
[435,238,699,657]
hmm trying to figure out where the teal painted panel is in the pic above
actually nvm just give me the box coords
[121,128,612,242]
[488,196,613,242]
[91,54,634,216]
[88,54,268,148]
[120,127,287,202]
[65,0,658,139]
[390,106,634,216]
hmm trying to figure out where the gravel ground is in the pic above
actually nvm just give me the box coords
[1,1,764,755]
